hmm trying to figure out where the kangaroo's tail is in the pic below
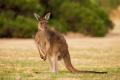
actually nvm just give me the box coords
[63,50,79,73]
[63,50,107,74]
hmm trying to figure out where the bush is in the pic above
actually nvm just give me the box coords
[0,15,37,38]
[0,0,114,38]
[0,0,41,38]
[59,1,113,36]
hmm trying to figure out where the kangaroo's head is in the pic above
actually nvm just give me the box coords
[34,12,51,31]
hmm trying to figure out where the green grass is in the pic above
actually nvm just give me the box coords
[0,38,120,80]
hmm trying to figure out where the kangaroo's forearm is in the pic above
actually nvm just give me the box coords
[39,46,46,56]
[38,46,47,61]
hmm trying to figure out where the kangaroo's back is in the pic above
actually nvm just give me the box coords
[46,29,68,58]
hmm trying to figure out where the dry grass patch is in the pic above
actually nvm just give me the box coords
[0,37,120,80]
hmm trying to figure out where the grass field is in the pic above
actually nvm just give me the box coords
[0,21,120,80]
[0,34,120,80]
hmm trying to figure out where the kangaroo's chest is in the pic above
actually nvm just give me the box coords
[38,32,49,48]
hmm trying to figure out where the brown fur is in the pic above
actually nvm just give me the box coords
[34,12,108,74]
[34,12,79,72]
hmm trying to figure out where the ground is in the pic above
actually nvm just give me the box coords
[0,31,120,80]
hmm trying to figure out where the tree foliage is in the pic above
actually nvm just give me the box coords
[0,0,116,38]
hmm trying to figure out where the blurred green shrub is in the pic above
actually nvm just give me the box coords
[59,1,113,36]
[0,14,37,38]
[0,0,115,38]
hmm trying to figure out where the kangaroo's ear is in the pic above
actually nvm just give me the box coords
[34,13,40,21]
[44,12,51,20]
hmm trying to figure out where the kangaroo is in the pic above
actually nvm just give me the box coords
[34,12,79,73]
[33,12,108,74]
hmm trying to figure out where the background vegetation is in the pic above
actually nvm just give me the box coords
[0,0,119,38]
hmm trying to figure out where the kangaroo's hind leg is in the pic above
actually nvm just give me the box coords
[48,54,58,73]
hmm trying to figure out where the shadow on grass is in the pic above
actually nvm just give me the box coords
[33,70,107,74]
[78,70,107,74]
